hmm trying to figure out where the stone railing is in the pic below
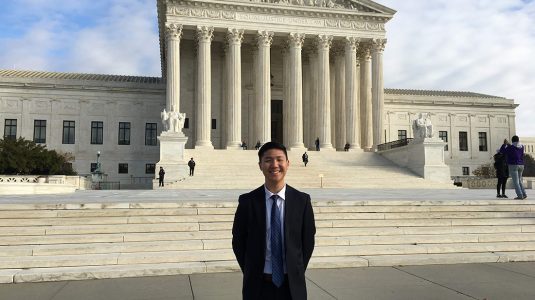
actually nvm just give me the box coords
[0,175,40,183]
[0,175,90,195]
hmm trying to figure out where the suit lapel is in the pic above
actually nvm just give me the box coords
[252,186,267,254]
[284,185,295,247]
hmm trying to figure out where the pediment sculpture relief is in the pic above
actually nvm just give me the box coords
[245,0,362,10]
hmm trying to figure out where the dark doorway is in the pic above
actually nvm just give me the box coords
[271,100,283,144]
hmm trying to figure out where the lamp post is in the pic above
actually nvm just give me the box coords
[92,151,103,189]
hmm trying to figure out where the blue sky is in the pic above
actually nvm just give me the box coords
[0,0,534,137]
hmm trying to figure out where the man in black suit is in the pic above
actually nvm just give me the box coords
[232,142,316,300]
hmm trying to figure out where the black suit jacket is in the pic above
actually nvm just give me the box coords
[232,185,316,300]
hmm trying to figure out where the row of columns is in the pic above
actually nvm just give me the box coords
[164,24,386,151]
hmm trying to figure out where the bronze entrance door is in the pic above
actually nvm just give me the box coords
[271,100,283,144]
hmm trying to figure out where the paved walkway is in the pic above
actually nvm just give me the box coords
[0,188,522,204]
[1,262,534,300]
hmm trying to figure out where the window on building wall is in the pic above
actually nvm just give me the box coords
[145,163,156,174]
[439,131,448,151]
[118,163,128,174]
[145,123,157,146]
[33,120,46,144]
[91,121,104,144]
[62,121,75,144]
[459,131,468,151]
[212,119,217,130]
[478,132,488,151]
[118,122,131,145]
[4,119,17,140]
[397,130,407,140]
[462,167,470,176]
[90,163,97,173]
[184,118,189,129]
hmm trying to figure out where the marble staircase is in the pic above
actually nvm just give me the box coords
[2,199,535,283]
[165,149,454,189]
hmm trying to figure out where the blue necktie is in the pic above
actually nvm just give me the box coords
[271,195,284,287]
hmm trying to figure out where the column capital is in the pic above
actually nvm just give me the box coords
[358,43,372,60]
[257,31,274,48]
[196,26,214,42]
[165,23,183,40]
[227,28,244,45]
[371,38,387,52]
[316,35,333,50]
[288,33,306,48]
[345,36,360,52]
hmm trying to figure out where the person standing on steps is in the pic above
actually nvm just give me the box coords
[500,136,528,200]
[188,157,196,176]
[232,142,316,300]
[302,151,309,167]
[315,137,320,151]
[158,167,165,187]
[493,150,508,198]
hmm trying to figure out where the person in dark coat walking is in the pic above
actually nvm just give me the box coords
[315,137,320,151]
[188,158,196,176]
[493,151,508,198]
[158,167,165,187]
[302,151,309,167]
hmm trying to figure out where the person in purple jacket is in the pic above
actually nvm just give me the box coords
[500,136,528,199]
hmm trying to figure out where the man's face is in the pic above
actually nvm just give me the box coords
[259,149,289,185]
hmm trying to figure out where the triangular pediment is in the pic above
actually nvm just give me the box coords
[228,0,396,15]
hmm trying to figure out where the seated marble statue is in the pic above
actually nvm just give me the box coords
[412,113,434,140]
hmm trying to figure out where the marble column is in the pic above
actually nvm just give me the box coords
[288,33,306,150]
[372,38,386,150]
[359,44,373,151]
[226,28,244,149]
[308,50,319,148]
[330,54,336,147]
[165,24,183,113]
[255,31,274,145]
[195,26,214,149]
[302,53,311,149]
[345,37,360,150]
[282,45,290,146]
[334,48,346,150]
[317,35,334,150]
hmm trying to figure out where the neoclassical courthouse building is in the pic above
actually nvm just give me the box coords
[0,0,520,181]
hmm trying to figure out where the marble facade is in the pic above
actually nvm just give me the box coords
[0,0,520,181]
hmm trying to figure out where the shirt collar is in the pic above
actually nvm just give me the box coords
[264,185,286,201]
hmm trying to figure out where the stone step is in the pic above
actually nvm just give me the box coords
[5,250,535,284]
[0,248,235,269]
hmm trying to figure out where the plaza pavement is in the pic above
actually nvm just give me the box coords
[1,262,535,300]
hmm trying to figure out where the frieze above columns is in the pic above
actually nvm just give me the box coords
[164,2,391,32]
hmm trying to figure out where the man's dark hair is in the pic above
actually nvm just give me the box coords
[512,135,519,143]
[258,142,288,162]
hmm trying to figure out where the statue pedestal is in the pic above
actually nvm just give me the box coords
[407,137,451,182]
[155,131,188,188]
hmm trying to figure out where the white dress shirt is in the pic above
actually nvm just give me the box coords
[263,185,287,274]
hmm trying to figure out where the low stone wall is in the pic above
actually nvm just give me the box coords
[461,177,533,189]
[0,175,89,195]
